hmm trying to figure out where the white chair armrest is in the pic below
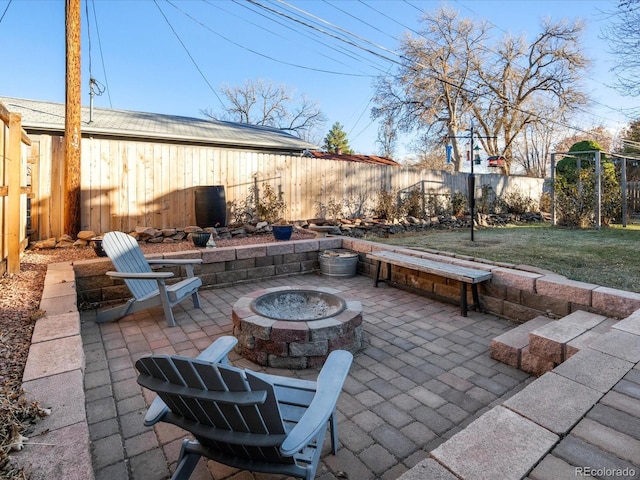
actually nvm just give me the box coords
[279,350,353,456]
[147,259,202,277]
[143,396,169,426]
[147,259,203,265]
[106,271,174,279]
[196,336,238,364]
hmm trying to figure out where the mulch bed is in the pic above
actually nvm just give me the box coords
[0,251,64,478]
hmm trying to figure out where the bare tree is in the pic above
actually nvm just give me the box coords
[618,119,640,155]
[553,126,614,153]
[601,0,640,98]
[202,79,326,141]
[376,115,398,159]
[372,7,589,174]
[372,6,486,172]
[512,108,560,178]
[471,19,589,173]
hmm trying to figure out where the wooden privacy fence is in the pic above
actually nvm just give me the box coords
[627,182,640,214]
[29,135,545,239]
[0,101,31,274]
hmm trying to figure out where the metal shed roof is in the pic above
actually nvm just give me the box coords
[1,97,319,151]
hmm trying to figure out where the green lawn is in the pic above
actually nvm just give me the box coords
[370,223,640,293]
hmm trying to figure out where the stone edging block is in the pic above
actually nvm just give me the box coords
[503,372,603,435]
[31,311,81,344]
[430,406,559,480]
[22,335,85,382]
[592,287,640,318]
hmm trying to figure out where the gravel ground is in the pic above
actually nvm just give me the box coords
[0,229,316,477]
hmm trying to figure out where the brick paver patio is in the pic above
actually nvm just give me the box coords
[81,273,534,480]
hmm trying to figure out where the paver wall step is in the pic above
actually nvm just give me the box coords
[557,310,607,329]
[492,310,620,374]
[490,316,552,369]
[529,322,587,364]
[520,346,555,377]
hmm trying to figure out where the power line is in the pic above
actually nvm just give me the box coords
[275,0,408,66]
[247,0,401,67]
[84,0,93,79]
[90,0,112,107]
[359,0,423,37]
[323,0,398,43]
[167,0,372,77]
[0,0,12,25]
[235,0,389,74]
[153,0,225,109]
[207,0,380,76]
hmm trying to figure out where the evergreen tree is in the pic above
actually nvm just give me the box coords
[323,122,354,154]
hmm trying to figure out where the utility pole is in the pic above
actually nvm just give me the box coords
[65,0,81,236]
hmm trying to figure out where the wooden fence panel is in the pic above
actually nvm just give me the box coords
[628,182,640,213]
[0,120,6,267]
[26,134,545,238]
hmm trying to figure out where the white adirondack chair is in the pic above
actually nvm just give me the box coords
[135,336,353,480]
[97,231,203,327]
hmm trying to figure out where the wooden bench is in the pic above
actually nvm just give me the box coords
[368,251,492,317]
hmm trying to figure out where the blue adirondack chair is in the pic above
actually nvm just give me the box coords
[135,336,353,480]
[97,231,203,327]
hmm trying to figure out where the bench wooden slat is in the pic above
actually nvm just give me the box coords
[368,251,492,283]
[368,250,492,317]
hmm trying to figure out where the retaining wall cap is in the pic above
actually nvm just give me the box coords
[22,336,84,382]
[503,372,603,435]
[430,406,558,480]
[612,311,640,335]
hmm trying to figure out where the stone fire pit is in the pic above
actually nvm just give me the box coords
[232,286,363,369]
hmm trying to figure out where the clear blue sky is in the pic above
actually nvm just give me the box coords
[0,0,634,158]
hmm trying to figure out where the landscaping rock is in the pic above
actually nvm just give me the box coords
[76,230,96,240]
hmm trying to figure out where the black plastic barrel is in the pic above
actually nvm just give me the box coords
[195,185,227,228]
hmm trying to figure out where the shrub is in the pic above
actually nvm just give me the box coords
[425,189,448,217]
[497,189,537,215]
[449,191,467,216]
[254,183,286,223]
[374,189,405,220]
[230,187,257,224]
[555,140,621,227]
[403,189,423,218]
[539,191,551,213]
[477,185,495,214]
[344,192,370,218]
[324,198,344,224]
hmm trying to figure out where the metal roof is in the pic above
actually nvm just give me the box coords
[306,150,401,166]
[1,97,319,151]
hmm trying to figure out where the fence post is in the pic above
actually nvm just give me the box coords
[7,113,22,274]
[421,180,426,219]
[595,151,602,230]
[254,176,259,219]
[550,153,556,226]
[621,157,628,227]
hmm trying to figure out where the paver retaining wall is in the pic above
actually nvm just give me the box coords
[341,238,640,322]
[72,236,640,323]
